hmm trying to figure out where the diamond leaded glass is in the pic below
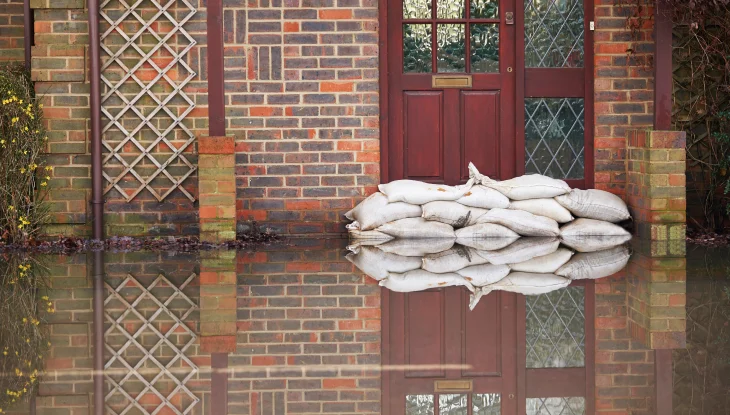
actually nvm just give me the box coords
[526,286,585,368]
[526,397,586,415]
[524,0,584,67]
[525,98,585,179]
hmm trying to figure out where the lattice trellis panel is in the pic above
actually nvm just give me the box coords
[100,0,198,202]
[104,273,199,415]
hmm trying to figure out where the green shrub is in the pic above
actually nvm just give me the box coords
[0,64,50,244]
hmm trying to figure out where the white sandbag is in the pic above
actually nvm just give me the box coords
[556,245,631,280]
[378,179,474,205]
[469,163,571,200]
[455,185,510,209]
[344,192,422,230]
[381,269,475,293]
[560,235,632,253]
[509,198,574,223]
[469,272,570,310]
[555,189,630,223]
[347,229,394,244]
[509,247,574,273]
[480,208,560,237]
[346,246,422,280]
[490,272,571,295]
[422,201,489,228]
[455,223,519,239]
[456,236,519,251]
[377,217,456,239]
[422,245,489,274]
[376,238,455,256]
[560,218,631,237]
[478,237,560,265]
[456,264,510,287]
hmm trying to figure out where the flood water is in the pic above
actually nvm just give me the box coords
[1,238,728,415]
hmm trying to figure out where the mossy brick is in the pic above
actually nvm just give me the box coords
[50,277,88,289]
[667,319,686,332]
[201,220,236,232]
[52,345,89,358]
[199,155,235,168]
[199,180,219,193]
[648,319,669,330]
[648,174,668,186]
[201,284,237,297]
[106,224,146,236]
[52,323,89,335]
[200,310,237,322]
[49,142,87,154]
[53,166,90,177]
[648,281,686,294]
[668,149,685,161]
[200,321,237,335]
[30,0,85,7]
[647,161,685,174]
[201,230,236,242]
[31,57,68,69]
[199,194,235,206]
[49,189,87,200]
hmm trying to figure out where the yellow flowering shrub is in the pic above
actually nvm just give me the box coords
[0,64,50,244]
[0,255,50,412]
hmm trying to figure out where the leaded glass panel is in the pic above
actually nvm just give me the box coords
[526,397,586,415]
[438,0,465,19]
[524,0,584,67]
[473,393,501,415]
[526,286,585,368]
[524,98,585,179]
[404,24,433,73]
[471,24,499,73]
[437,24,466,72]
[404,0,432,19]
[439,394,468,415]
[407,395,435,415]
[471,0,499,18]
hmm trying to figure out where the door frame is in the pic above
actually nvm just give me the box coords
[378,0,595,189]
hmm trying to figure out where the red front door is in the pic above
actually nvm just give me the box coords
[386,0,516,184]
[385,288,518,414]
[383,281,596,415]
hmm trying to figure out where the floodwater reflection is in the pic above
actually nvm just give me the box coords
[0,238,714,415]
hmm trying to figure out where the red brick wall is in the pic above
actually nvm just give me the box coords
[594,0,655,198]
[223,2,381,235]
[0,0,24,63]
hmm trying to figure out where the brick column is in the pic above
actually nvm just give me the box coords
[626,129,687,241]
[627,240,687,350]
[198,136,236,242]
[199,250,237,353]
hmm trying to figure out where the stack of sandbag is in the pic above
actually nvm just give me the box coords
[346,236,631,311]
[346,162,633,245]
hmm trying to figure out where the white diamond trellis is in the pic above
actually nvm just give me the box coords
[104,273,200,415]
[100,0,198,202]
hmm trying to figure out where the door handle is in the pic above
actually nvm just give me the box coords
[505,11,514,25]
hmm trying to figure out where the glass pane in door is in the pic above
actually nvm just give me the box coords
[524,0,584,67]
[439,394,468,415]
[437,24,466,72]
[524,98,585,179]
[471,0,499,18]
[525,286,585,368]
[407,395,435,415]
[526,397,585,415]
[473,393,501,415]
[404,24,433,73]
[404,0,432,19]
[437,0,465,19]
[470,24,499,73]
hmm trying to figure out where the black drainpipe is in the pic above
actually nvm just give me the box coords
[88,0,104,240]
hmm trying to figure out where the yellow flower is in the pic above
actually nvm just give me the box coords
[41,295,48,300]
[8,205,14,211]
[19,168,25,174]
[45,166,52,171]
[22,318,27,323]
[41,182,47,187]
[45,176,50,180]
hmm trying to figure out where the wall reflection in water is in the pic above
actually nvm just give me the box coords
[0,238,695,415]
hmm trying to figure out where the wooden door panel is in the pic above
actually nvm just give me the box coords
[405,290,446,378]
[460,91,500,181]
[404,91,444,180]
[462,290,501,377]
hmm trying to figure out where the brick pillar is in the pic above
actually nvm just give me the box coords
[627,240,687,350]
[198,136,236,242]
[199,250,237,353]
[626,129,687,241]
